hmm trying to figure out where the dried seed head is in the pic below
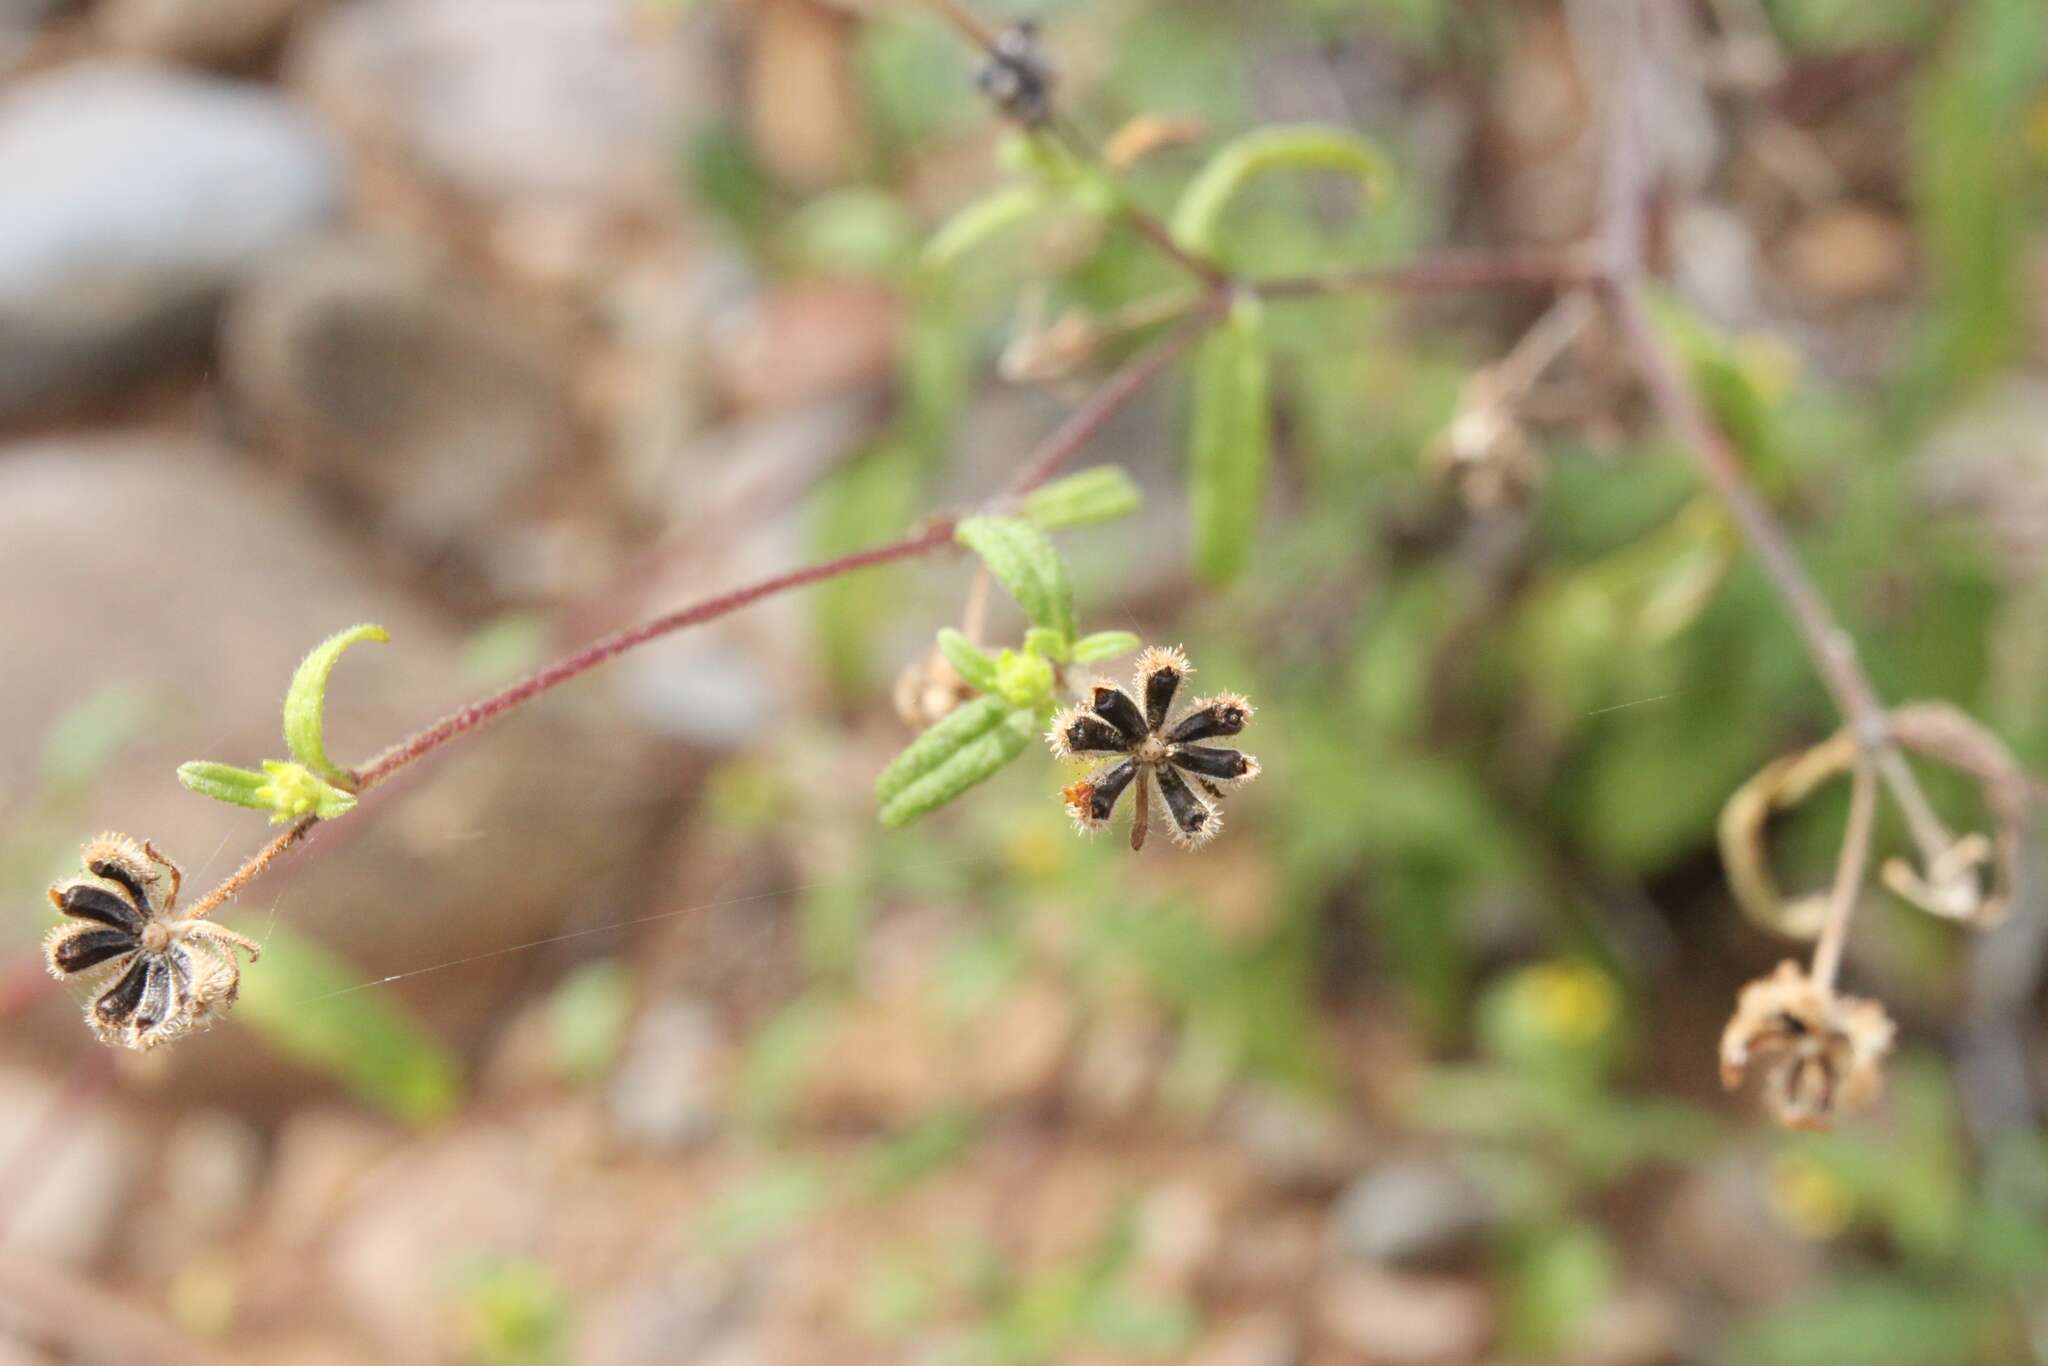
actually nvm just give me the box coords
[1720,960,1894,1131]
[1045,647,1257,852]
[45,834,259,1051]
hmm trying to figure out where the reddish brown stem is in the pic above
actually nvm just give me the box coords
[352,524,955,791]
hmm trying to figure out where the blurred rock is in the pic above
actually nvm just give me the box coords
[0,1065,139,1268]
[1652,1154,1823,1306]
[292,0,709,226]
[1190,1313,1301,1366]
[968,981,1073,1107]
[0,440,681,1083]
[607,995,726,1151]
[708,278,900,413]
[574,1254,741,1366]
[0,0,58,69]
[163,1111,264,1236]
[746,0,863,188]
[99,0,301,67]
[1220,1085,1372,1192]
[328,1127,555,1353]
[1133,1179,1222,1294]
[1777,204,1911,303]
[1316,1266,1493,1365]
[1328,1161,1495,1270]
[262,1109,401,1248]
[1917,378,2048,581]
[0,61,338,421]
[220,235,571,607]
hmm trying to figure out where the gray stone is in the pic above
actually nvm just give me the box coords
[606,996,726,1150]
[1221,1084,1373,1191]
[0,61,338,419]
[1329,1161,1495,1270]
[0,1065,140,1268]
[291,0,711,222]
[219,234,571,607]
[0,438,680,1087]
[99,0,303,66]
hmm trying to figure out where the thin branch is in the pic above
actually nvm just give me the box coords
[1810,757,1877,995]
[1254,246,1595,298]
[1593,6,1956,871]
[996,303,1216,502]
[182,816,319,921]
[350,524,957,791]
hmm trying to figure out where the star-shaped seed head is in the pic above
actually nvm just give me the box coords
[1047,645,1260,851]
[44,833,261,1051]
[1719,960,1895,1131]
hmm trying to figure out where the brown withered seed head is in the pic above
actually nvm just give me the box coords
[1719,960,1895,1131]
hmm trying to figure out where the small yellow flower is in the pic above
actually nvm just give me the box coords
[1516,962,1619,1047]
[1766,1152,1856,1242]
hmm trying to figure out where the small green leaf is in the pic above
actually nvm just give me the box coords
[179,759,357,823]
[925,183,1052,269]
[1172,123,1390,258]
[1188,294,1272,583]
[233,923,461,1125]
[177,761,275,811]
[994,648,1057,710]
[936,628,1003,694]
[1023,465,1143,531]
[282,624,389,786]
[955,516,1076,642]
[876,697,1036,826]
[549,959,634,1085]
[1021,627,1070,663]
[1072,631,1142,665]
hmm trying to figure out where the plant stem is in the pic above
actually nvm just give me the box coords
[183,816,318,921]
[1593,8,1955,871]
[1810,757,1876,995]
[351,525,957,792]
[1254,246,1595,298]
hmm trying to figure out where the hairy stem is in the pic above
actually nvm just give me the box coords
[183,817,319,921]
[1810,757,1877,995]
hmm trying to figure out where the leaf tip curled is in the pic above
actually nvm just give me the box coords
[283,624,391,784]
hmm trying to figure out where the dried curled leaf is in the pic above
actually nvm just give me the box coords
[1717,731,1859,939]
[1881,701,2031,929]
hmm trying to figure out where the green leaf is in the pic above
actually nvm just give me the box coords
[925,183,1052,269]
[876,696,1036,826]
[1072,631,1141,665]
[1020,627,1070,664]
[177,761,274,811]
[1188,294,1272,583]
[282,624,389,786]
[955,516,1076,642]
[232,923,460,1125]
[936,628,1002,694]
[1023,466,1143,531]
[1172,123,1390,258]
[177,759,358,824]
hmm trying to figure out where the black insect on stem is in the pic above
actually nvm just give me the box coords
[974,20,1056,128]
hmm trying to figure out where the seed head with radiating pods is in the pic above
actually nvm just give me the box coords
[1719,960,1895,1131]
[1047,646,1260,851]
[44,834,261,1050]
